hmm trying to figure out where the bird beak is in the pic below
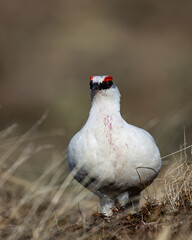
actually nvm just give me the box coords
[90,82,100,90]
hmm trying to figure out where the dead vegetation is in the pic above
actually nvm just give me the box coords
[0,115,192,240]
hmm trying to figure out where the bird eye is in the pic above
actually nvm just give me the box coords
[104,76,113,82]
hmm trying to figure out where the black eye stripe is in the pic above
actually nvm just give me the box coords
[90,81,113,90]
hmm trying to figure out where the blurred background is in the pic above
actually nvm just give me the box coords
[0,0,192,179]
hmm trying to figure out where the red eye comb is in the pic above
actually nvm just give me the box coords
[90,76,94,82]
[104,76,113,82]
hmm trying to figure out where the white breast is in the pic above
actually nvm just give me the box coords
[67,112,161,196]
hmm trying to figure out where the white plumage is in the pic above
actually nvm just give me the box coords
[67,76,161,216]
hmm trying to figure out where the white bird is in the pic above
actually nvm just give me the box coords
[67,76,161,216]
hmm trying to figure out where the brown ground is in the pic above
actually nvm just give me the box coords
[0,166,192,240]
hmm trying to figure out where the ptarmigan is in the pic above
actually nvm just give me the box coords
[67,76,161,216]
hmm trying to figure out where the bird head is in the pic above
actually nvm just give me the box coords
[89,75,120,105]
[90,76,113,91]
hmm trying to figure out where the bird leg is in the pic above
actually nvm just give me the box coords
[125,194,141,212]
[99,194,114,217]
[116,192,129,209]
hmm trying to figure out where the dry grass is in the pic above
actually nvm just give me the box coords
[161,129,192,212]
[164,157,192,212]
[0,114,192,239]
